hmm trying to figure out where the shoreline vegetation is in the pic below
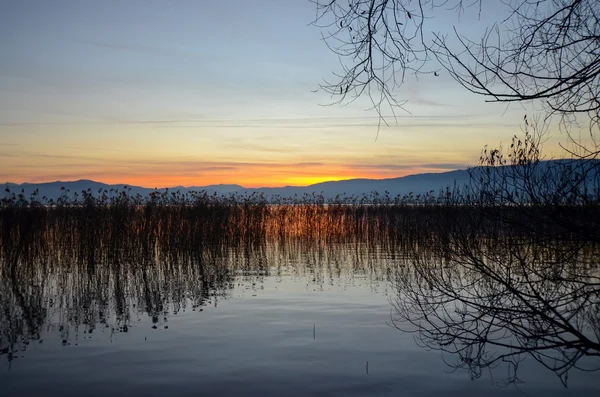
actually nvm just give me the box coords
[2,134,600,387]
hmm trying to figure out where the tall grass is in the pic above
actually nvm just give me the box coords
[1,185,599,373]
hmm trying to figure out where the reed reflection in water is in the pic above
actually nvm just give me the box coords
[1,202,599,395]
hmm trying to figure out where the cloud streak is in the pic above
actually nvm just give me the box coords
[349,163,469,171]
[83,40,188,58]
[2,149,471,188]
[0,114,488,127]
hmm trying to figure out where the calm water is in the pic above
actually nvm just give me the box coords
[1,238,599,397]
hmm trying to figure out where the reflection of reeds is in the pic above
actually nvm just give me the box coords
[1,186,599,385]
[2,191,429,360]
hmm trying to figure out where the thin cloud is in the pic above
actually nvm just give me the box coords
[348,163,469,171]
[83,40,187,58]
[407,98,455,108]
[421,163,470,170]
[0,114,485,127]
[224,142,305,154]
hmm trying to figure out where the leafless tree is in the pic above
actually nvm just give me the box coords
[390,118,600,387]
[311,0,599,138]
[464,117,600,244]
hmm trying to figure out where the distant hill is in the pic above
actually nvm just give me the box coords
[248,169,471,200]
[3,169,472,202]
[2,180,247,202]
[3,160,596,202]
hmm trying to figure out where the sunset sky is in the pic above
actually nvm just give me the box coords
[1,0,566,188]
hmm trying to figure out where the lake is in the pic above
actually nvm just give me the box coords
[1,204,599,396]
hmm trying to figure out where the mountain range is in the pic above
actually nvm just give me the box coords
[3,159,595,202]
[4,169,472,201]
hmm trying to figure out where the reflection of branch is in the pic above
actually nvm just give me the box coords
[391,217,600,386]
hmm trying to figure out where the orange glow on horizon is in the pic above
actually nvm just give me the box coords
[3,150,467,188]
[9,166,455,188]
[279,175,361,186]
[70,171,384,189]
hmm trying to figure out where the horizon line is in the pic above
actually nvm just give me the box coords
[2,168,467,191]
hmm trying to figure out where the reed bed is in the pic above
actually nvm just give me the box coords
[1,186,599,370]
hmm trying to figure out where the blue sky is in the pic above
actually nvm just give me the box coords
[0,0,562,187]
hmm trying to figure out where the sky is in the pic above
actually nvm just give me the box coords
[0,0,567,188]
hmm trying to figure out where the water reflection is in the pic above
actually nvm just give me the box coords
[0,238,395,363]
[391,211,600,386]
[1,204,599,389]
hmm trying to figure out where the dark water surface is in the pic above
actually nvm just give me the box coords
[1,238,599,397]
